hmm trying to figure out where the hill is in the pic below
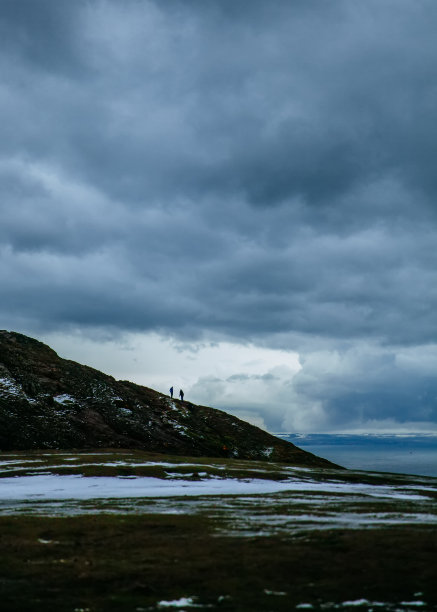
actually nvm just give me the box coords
[0,331,339,468]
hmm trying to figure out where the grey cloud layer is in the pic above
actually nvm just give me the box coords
[1,0,437,428]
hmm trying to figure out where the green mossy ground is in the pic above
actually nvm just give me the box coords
[1,514,436,611]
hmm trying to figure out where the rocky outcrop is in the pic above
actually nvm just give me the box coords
[0,331,341,468]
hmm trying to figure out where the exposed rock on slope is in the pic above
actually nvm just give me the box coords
[0,331,340,468]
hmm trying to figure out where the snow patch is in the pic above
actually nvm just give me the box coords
[53,394,77,405]
[0,376,24,397]
[117,407,132,415]
[0,474,435,503]
[171,422,189,436]
[157,597,203,608]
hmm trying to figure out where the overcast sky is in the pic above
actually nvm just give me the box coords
[1,0,436,433]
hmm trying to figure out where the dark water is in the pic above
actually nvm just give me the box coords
[275,434,437,477]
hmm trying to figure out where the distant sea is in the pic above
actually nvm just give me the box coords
[274,433,437,477]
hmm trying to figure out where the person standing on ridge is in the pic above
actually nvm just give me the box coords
[179,389,184,402]
[169,386,174,398]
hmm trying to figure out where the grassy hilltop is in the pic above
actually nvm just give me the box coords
[0,330,338,468]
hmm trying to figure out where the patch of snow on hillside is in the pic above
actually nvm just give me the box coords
[171,422,189,436]
[340,600,382,608]
[117,407,132,415]
[53,394,77,405]
[166,400,190,419]
[157,597,202,608]
[0,376,24,397]
[297,600,427,610]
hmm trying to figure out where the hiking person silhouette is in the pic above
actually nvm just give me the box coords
[169,386,173,398]
[179,389,184,401]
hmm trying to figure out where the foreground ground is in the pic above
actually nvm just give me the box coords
[0,450,436,611]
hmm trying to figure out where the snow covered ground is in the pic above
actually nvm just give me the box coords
[0,452,436,536]
[0,472,433,502]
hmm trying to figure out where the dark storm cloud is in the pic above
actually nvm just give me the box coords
[0,0,87,75]
[1,0,437,428]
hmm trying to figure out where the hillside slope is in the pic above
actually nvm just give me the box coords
[0,331,340,468]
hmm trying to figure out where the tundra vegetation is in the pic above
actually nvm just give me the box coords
[0,450,436,611]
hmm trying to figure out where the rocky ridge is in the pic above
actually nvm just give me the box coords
[0,331,340,468]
